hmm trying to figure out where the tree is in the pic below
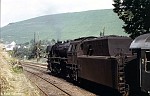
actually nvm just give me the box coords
[13,46,30,59]
[113,0,150,39]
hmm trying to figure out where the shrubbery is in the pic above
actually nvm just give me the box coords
[11,39,51,60]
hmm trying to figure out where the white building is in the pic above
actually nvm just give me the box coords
[5,41,16,51]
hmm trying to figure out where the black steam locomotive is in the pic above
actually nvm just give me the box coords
[47,34,150,96]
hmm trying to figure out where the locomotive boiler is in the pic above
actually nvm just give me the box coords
[47,41,70,75]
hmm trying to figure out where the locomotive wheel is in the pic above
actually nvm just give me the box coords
[67,69,78,82]
[51,63,61,75]
[54,66,61,75]
[72,70,78,81]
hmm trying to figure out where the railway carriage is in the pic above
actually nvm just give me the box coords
[130,33,150,95]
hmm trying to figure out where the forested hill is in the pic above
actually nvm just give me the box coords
[1,9,127,44]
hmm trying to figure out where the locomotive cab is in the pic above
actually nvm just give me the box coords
[67,37,96,80]
[67,36,97,64]
[130,33,150,95]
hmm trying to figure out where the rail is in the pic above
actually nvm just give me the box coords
[24,69,72,96]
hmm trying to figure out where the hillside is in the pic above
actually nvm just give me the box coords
[1,9,126,44]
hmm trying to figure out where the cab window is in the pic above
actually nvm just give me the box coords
[68,45,72,52]
[145,51,150,72]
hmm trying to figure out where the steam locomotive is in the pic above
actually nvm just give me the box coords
[46,34,150,96]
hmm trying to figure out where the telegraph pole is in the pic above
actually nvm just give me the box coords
[34,32,36,45]
[34,32,41,62]
[103,27,105,36]
[100,27,105,36]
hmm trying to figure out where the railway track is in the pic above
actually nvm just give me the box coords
[25,72,50,96]
[24,69,72,96]
[22,63,47,73]
[22,62,71,96]
[22,61,47,68]
[22,61,96,96]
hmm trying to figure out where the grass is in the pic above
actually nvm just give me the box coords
[0,44,40,96]
[12,65,23,73]
[0,73,13,96]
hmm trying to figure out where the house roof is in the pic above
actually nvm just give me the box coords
[10,41,16,45]
[130,33,150,49]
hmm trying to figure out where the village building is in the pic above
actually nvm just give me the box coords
[5,41,16,51]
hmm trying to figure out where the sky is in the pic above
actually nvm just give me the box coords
[1,0,114,27]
